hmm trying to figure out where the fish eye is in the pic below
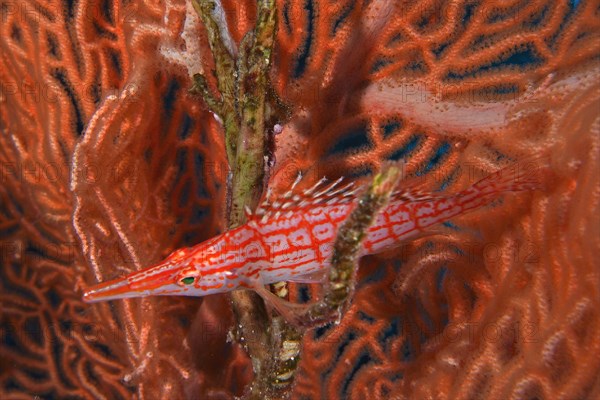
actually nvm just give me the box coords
[180,276,195,285]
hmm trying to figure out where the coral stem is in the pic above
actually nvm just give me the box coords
[306,165,401,324]
[191,3,401,396]
[191,1,293,398]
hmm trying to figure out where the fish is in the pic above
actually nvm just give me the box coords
[82,158,547,305]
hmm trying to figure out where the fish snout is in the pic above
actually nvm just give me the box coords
[82,276,133,303]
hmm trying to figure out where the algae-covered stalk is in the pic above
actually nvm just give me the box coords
[190,0,293,396]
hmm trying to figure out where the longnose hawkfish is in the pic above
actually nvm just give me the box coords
[83,159,546,315]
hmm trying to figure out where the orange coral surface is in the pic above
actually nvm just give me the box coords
[1,0,599,399]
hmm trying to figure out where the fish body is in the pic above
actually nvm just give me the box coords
[83,160,544,303]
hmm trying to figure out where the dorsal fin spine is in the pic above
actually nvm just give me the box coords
[313,177,344,198]
[326,182,354,198]
[283,174,303,199]
[253,174,362,224]
[304,177,328,196]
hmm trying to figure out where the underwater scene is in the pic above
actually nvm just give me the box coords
[1,0,599,399]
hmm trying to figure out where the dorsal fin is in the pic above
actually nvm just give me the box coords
[391,186,437,203]
[245,168,440,223]
[252,173,359,222]
[390,173,445,203]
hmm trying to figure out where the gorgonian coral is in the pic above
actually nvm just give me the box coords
[1,0,599,399]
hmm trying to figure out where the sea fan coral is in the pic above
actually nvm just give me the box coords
[1,0,599,399]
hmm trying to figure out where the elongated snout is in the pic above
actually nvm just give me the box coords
[83,276,135,303]
[83,264,183,303]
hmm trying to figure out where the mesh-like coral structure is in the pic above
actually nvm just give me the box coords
[1,0,599,399]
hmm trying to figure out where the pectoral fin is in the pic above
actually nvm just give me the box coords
[251,282,312,327]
